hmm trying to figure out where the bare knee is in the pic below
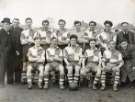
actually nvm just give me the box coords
[67,65,73,75]
[58,64,65,75]
[26,64,33,76]
[75,65,81,75]
[80,68,87,76]
[38,64,44,76]
[96,68,102,77]
[44,64,51,75]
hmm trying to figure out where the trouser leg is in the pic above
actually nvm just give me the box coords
[44,64,50,89]
[74,65,81,85]
[58,64,65,89]
[67,65,73,85]
[0,57,6,85]
[15,56,23,83]
[26,63,33,88]
[38,64,44,88]
[7,58,14,84]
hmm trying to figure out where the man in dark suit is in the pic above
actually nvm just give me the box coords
[116,22,135,47]
[118,41,135,88]
[0,18,15,86]
[10,18,23,83]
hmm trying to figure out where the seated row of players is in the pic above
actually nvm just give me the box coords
[26,33,124,91]
[20,18,127,91]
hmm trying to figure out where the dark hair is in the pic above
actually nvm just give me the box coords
[104,20,113,27]
[51,37,57,41]
[115,29,120,32]
[42,20,49,25]
[70,34,78,40]
[13,18,19,21]
[89,39,96,43]
[58,19,66,24]
[89,21,97,26]
[74,21,81,26]
[25,17,32,22]
[121,22,129,26]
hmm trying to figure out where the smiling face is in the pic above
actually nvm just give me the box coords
[121,22,129,30]
[12,19,20,27]
[58,20,66,29]
[74,23,81,30]
[90,23,96,31]
[89,40,96,48]
[105,23,112,32]
[70,38,77,46]
[51,38,57,47]
[34,38,40,47]
[25,19,32,28]
[42,21,49,28]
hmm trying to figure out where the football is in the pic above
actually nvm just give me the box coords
[69,82,78,90]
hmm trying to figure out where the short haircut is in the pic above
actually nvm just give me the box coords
[70,34,78,40]
[42,20,49,25]
[89,21,97,26]
[74,20,81,26]
[12,18,19,23]
[58,19,66,24]
[89,39,96,43]
[115,29,120,32]
[104,20,113,27]
[51,37,57,41]
[13,18,19,21]
[25,17,32,22]
[121,22,129,26]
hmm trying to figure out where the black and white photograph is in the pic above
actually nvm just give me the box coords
[0,0,135,102]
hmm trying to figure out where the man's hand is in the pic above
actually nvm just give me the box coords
[113,67,120,72]
[78,62,82,66]
[66,62,71,66]
[37,58,44,63]
[82,66,85,69]
[54,55,59,61]
[132,66,135,71]
[16,50,20,56]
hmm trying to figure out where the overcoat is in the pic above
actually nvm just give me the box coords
[0,29,15,84]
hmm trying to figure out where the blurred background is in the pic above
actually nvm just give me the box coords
[0,0,135,28]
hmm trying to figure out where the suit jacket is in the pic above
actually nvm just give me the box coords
[10,26,23,54]
[116,30,135,46]
[118,45,135,81]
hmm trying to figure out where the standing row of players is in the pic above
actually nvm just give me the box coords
[20,17,134,91]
